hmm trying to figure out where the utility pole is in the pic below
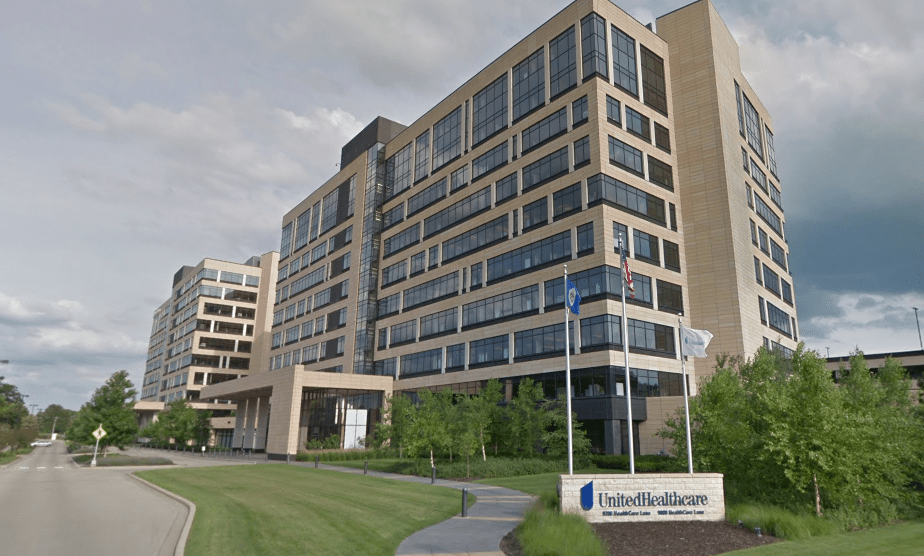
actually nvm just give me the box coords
[29,404,38,415]
[913,307,923,350]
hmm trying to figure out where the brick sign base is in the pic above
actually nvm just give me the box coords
[560,473,725,523]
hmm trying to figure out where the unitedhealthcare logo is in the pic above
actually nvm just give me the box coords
[580,481,594,511]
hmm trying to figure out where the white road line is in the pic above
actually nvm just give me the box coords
[54,466,64,470]
[37,467,46,470]
[18,467,29,471]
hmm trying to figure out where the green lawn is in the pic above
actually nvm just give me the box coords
[724,520,924,555]
[475,468,626,496]
[137,465,465,556]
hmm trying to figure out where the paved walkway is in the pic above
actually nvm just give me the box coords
[293,461,535,556]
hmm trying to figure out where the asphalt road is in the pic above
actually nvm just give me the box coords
[0,441,189,556]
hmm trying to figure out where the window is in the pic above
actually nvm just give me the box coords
[754,195,782,236]
[742,147,749,171]
[770,238,787,270]
[515,323,573,359]
[495,172,518,204]
[512,48,545,121]
[766,301,791,336]
[462,285,539,328]
[378,292,401,317]
[657,280,683,314]
[487,230,571,282]
[654,123,670,153]
[451,165,469,193]
[375,357,396,377]
[415,129,430,182]
[386,145,415,201]
[611,26,637,95]
[750,158,768,193]
[303,344,318,363]
[545,264,649,305]
[441,215,508,262]
[763,264,780,296]
[469,335,509,366]
[613,222,628,252]
[750,220,758,245]
[472,263,484,290]
[320,177,355,234]
[328,225,352,252]
[311,242,327,263]
[572,96,589,126]
[432,107,462,171]
[330,251,350,278]
[663,240,680,272]
[407,178,446,216]
[765,125,778,177]
[746,183,753,208]
[301,320,314,340]
[284,303,296,321]
[754,257,762,285]
[522,146,569,192]
[627,318,675,355]
[390,319,417,346]
[648,156,673,191]
[581,13,607,80]
[743,93,763,159]
[280,222,293,260]
[640,46,667,115]
[735,81,744,136]
[606,95,621,124]
[758,228,768,253]
[472,74,508,147]
[581,314,622,348]
[285,325,299,345]
[429,245,440,269]
[759,296,766,324]
[383,223,420,257]
[573,136,590,168]
[315,316,325,335]
[410,251,425,275]
[522,197,548,230]
[625,106,650,141]
[608,136,644,176]
[577,222,594,253]
[549,26,577,99]
[420,307,458,339]
[446,344,465,370]
[521,108,567,154]
[588,173,665,225]
[669,203,677,232]
[294,208,311,251]
[424,186,491,237]
[553,182,581,218]
[403,271,459,310]
[472,141,508,181]
[401,349,443,377]
[769,182,783,209]
[781,279,793,305]
[290,266,325,297]
[633,229,659,264]
[377,328,387,349]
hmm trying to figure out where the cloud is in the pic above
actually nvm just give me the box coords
[799,289,924,357]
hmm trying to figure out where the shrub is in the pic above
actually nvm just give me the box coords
[516,489,606,556]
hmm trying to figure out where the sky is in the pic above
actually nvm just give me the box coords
[1,0,922,411]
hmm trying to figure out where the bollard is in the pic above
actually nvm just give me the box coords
[315,455,319,468]
[462,488,468,517]
[556,483,561,500]
[364,460,368,475]
[431,466,436,484]
[755,527,762,538]
[286,453,291,464]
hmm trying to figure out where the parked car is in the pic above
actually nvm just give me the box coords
[30,440,52,447]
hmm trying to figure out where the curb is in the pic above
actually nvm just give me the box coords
[128,473,196,556]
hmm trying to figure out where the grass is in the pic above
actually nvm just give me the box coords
[475,468,625,496]
[727,503,842,541]
[137,465,467,556]
[723,520,924,555]
[0,447,33,466]
[517,490,607,556]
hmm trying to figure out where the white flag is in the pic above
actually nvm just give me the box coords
[681,326,713,358]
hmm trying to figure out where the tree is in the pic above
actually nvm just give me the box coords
[0,376,28,429]
[506,378,547,454]
[469,378,504,461]
[408,388,451,468]
[145,399,212,446]
[373,393,415,457]
[540,398,591,459]
[661,346,924,526]
[70,370,139,450]
[36,404,76,435]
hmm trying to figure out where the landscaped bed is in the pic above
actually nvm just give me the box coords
[71,453,173,466]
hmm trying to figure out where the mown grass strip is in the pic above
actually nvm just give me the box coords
[722,520,924,555]
[137,465,464,556]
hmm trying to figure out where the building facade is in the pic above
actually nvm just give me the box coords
[135,253,278,446]
[198,0,799,459]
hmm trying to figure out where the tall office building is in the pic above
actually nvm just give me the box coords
[135,253,278,446]
[199,0,799,458]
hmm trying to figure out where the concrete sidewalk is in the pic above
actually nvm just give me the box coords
[294,461,535,556]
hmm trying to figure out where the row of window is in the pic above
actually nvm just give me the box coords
[281,178,356,261]
[269,335,346,371]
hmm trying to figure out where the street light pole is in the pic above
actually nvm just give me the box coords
[914,307,923,350]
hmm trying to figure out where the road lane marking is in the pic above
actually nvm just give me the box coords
[19,466,29,471]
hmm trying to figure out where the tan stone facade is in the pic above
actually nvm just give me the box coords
[187,0,799,459]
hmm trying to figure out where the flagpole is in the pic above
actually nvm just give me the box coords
[679,317,694,474]
[564,265,574,475]
[619,232,635,475]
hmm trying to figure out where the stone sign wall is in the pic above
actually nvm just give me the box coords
[560,473,725,523]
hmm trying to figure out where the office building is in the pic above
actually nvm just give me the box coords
[198,0,799,458]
